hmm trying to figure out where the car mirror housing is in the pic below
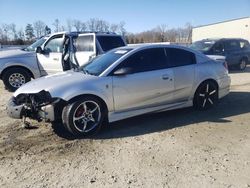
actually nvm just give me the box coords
[35,46,44,54]
[113,67,132,76]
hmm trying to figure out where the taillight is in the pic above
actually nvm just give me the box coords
[223,61,228,70]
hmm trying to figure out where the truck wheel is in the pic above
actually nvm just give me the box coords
[238,59,247,71]
[2,67,31,92]
[62,96,106,137]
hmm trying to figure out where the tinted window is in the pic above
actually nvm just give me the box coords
[213,42,224,53]
[225,40,240,50]
[116,48,168,74]
[44,36,63,53]
[74,35,94,52]
[97,36,125,52]
[166,48,196,67]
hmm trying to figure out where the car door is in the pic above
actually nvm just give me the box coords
[36,34,64,75]
[73,34,96,66]
[112,47,174,112]
[166,47,196,102]
[224,40,242,65]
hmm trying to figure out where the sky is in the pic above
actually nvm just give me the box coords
[0,0,249,33]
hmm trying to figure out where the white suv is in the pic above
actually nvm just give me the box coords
[0,32,126,91]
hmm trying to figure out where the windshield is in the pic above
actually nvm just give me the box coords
[82,48,132,76]
[24,37,47,52]
[190,40,215,52]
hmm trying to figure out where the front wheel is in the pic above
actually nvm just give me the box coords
[62,96,105,137]
[194,81,218,110]
[2,67,31,92]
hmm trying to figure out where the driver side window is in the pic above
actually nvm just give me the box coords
[213,42,224,53]
[44,36,63,53]
[116,48,168,74]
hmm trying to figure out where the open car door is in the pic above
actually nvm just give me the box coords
[36,34,64,75]
[73,33,96,66]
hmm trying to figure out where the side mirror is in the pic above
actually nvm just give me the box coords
[113,67,132,76]
[35,46,43,54]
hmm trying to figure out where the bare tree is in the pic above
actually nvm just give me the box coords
[185,22,193,43]
[110,24,119,33]
[156,24,167,42]
[9,23,17,40]
[118,21,126,36]
[1,24,10,42]
[66,19,73,32]
[17,29,25,40]
[33,20,46,38]
[80,22,87,31]
[87,18,96,31]
[73,19,82,32]
[53,19,61,32]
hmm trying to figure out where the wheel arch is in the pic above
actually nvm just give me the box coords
[193,78,219,108]
[67,94,109,116]
[194,79,219,98]
[241,56,249,63]
[0,65,35,79]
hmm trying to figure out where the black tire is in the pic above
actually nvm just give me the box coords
[2,67,31,92]
[193,81,218,110]
[238,59,247,71]
[62,96,106,137]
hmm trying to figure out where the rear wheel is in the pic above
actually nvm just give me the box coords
[62,96,105,137]
[238,59,247,71]
[194,81,218,110]
[2,67,31,92]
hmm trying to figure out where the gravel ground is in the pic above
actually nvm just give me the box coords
[0,67,250,188]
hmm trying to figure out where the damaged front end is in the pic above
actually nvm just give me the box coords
[7,90,63,122]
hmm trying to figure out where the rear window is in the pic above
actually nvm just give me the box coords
[74,35,94,52]
[97,36,125,52]
[239,40,250,49]
[166,48,196,67]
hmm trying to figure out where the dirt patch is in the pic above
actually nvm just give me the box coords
[0,67,250,187]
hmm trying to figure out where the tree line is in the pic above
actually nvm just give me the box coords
[0,18,192,45]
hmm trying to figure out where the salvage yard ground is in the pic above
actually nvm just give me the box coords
[0,67,250,188]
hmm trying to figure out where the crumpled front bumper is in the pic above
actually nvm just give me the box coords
[6,97,55,122]
[6,97,24,119]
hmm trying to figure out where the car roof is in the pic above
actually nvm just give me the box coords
[199,38,247,42]
[116,43,194,52]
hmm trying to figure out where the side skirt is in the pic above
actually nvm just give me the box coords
[108,100,193,123]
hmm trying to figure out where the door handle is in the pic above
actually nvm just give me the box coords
[162,75,169,80]
[53,58,59,61]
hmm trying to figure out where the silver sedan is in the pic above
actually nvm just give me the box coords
[7,44,230,137]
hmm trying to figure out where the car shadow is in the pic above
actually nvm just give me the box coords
[229,65,250,74]
[52,91,250,140]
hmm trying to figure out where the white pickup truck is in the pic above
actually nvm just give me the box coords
[0,32,126,91]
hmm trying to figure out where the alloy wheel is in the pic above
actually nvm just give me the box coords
[73,100,101,133]
[197,82,218,109]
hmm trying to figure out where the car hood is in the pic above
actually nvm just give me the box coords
[0,49,34,59]
[14,71,96,97]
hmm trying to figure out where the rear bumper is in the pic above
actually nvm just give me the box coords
[218,75,231,99]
